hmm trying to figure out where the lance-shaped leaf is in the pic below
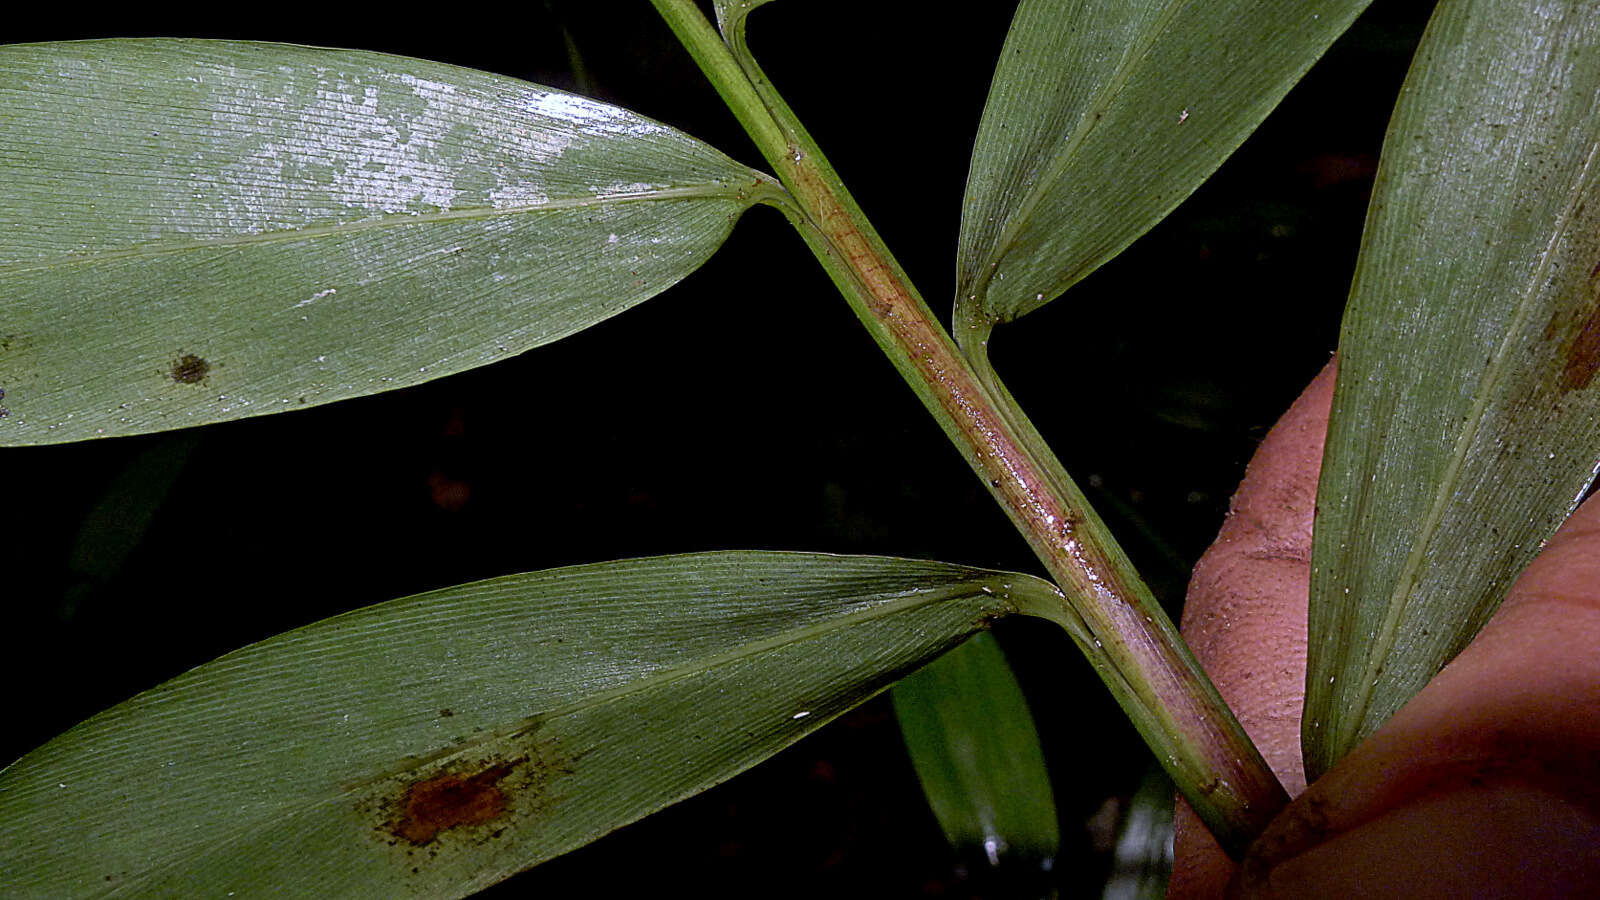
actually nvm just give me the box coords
[955,0,1370,327]
[1304,0,1600,778]
[893,632,1059,869]
[0,552,1057,899]
[0,39,771,445]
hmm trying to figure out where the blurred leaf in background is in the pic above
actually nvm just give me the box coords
[1100,767,1175,900]
[894,632,1059,894]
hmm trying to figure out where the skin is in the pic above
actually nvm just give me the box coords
[1169,360,1600,899]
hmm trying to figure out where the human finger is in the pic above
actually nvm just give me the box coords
[1233,491,1600,898]
[1168,358,1336,898]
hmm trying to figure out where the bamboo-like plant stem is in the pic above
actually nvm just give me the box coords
[649,0,1286,856]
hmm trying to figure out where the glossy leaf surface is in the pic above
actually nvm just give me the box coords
[956,0,1369,326]
[0,40,767,444]
[1304,0,1600,776]
[892,632,1058,867]
[712,0,774,33]
[0,552,1051,899]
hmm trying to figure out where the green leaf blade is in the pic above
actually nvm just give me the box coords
[0,39,766,444]
[956,0,1370,325]
[893,632,1059,868]
[1305,0,1600,777]
[0,552,1046,899]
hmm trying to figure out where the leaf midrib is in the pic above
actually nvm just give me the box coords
[0,183,746,277]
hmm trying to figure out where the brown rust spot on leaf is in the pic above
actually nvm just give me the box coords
[1563,304,1600,392]
[1544,262,1600,393]
[390,758,522,845]
[366,720,585,862]
[170,353,211,385]
[363,714,588,864]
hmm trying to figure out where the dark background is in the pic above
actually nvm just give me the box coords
[3,2,1435,896]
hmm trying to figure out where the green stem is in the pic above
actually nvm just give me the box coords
[649,0,1285,856]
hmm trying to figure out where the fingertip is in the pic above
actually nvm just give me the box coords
[1217,358,1337,552]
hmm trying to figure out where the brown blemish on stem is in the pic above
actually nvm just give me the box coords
[389,758,522,846]
[169,353,211,385]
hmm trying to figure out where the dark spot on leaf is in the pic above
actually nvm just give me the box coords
[390,759,520,846]
[1553,267,1600,392]
[1541,264,1600,393]
[1564,310,1600,391]
[170,354,211,385]
[368,721,585,860]
[438,708,454,718]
